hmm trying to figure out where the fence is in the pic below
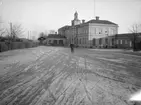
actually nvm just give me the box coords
[0,41,39,52]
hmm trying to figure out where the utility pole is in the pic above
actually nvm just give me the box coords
[7,22,12,50]
[94,0,96,18]
[10,22,13,37]
[28,31,29,39]
[30,31,32,39]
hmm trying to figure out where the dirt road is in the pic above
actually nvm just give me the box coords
[0,46,140,105]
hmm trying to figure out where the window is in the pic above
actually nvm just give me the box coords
[83,38,85,44]
[49,40,51,43]
[125,40,127,44]
[116,40,118,44]
[105,31,107,33]
[93,38,96,45]
[86,30,88,33]
[99,38,102,45]
[112,39,114,45]
[99,28,103,34]
[96,28,99,34]
[120,40,122,44]
[129,41,132,47]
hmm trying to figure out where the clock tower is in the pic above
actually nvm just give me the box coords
[71,11,81,26]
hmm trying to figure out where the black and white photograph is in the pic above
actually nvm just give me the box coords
[0,0,141,105]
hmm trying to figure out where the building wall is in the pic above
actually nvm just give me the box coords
[89,23,118,47]
[95,34,141,49]
[58,22,118,48]
[45,38,66,46]
[115,35,133,49]
[77,24,89,47]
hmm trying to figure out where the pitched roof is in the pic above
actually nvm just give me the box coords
[58,25,71,30]
[47,34,66,38]
[86,19,118,25]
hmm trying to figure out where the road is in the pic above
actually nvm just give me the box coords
[0,46,141,105]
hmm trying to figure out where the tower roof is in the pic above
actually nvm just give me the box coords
[74,11,78,20]
[74,11,78,15]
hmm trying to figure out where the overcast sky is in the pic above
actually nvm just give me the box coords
[0,0,141,37]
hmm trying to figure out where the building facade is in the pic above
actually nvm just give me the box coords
[58,12,118,47]
[96,33,141,49]
[43,34,66,46]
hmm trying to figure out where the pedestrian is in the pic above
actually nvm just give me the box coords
[70,44,74,53]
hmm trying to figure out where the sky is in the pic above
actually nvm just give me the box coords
[0,0,141,38]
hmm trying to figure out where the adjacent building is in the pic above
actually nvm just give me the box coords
[43,34,66,46]
[58,12,118,48]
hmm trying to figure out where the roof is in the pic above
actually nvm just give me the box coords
[58,19,118,30]
[116,33,141,37]
[86,19,118,25]
[47,34,66,38]
[58,25,71,30]
[105,33,141,39]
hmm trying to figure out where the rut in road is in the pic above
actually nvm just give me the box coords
[0,48,138,105]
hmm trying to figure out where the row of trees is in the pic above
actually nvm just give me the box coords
[0,23,38,52]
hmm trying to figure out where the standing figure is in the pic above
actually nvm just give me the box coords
[70,44,74,53]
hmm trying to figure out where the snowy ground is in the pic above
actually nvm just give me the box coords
[0,46,141,105]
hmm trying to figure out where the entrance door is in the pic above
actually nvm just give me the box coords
[59,40,63,45]
[54,40,57,45]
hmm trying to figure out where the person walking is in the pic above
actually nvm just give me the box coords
[70,44,74,53]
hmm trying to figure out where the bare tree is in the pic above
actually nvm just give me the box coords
[4,23,25,41]
[49,30,56,34]
[3,23,25,50]
[11,24,25,39]
[38,32,47,45]
[129,23,141,51]
[39,32,45,37]
[0,28,5,36]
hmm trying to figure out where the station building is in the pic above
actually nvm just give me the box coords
[58,12,118,48]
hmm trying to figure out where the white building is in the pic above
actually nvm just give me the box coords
[58,12,118,48]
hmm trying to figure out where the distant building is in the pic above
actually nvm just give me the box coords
[105,33,141,49]
[58,12,118,47]
[44,34,66,46]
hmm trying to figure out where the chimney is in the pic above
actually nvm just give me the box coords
[96,16,99,20]
[82,19,85,23]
